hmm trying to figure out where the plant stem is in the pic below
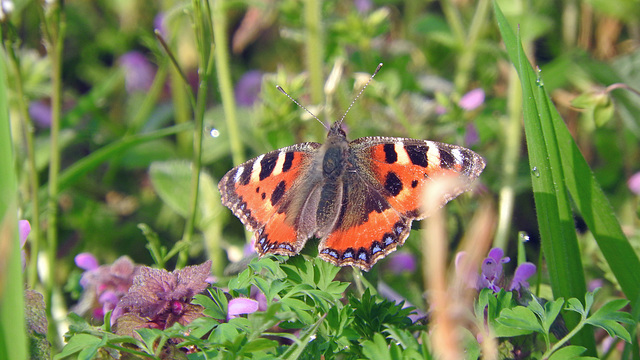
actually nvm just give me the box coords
[212,0,243,166]
[453,0,490,92]
[304,0,324,122]
[5,40,43,289]
[541,319,585,359]
[0,25,28,360]
[43,1,66,346]
[494,67,522,249]
[177,0,212,269]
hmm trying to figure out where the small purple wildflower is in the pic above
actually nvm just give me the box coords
[354,0,373,13]
[119,51,155,93]
[459,88,485,111]
[28,101,52,128]
[234,70,262,107]
[74,255,139,320]
[75,252,99,271]
[19,220,30,269]
[456,247,536,294]
[386,252,417,274]
[227,298,259,320]
[628,172,640,195]
[112,261,211,334]
[507,262,536,291]
[465,123,479,147]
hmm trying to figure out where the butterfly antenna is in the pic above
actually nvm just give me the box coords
[337,63,383,126]
[276,85,329,131]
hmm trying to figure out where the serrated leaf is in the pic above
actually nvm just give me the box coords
[566,298,586,317]
[585,299,633,342]
[362,333,391,359]
[53,334,101,359]
[541,298,564,333]
[548,345,599,360]
[497,306,543,333]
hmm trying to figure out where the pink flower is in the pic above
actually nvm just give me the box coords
[119,51,155,93]
[19,220,30,268]
[227,298,259,320]
[628,172,640,195]
[459,88,485,111]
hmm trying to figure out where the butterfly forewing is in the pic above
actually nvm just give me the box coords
[352,137,486,218]
[218,142,321,255]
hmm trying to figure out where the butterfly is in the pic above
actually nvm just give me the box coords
[218,66,486,271]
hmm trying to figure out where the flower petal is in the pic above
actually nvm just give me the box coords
[228,298,259,319]
[75,252,99,271]
[459,88,485,111]
[508,262,536,291]
[18,220,31,247]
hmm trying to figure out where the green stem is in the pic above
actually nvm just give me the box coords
[541,318,585,359]
[212,0,243,166]
[453,0,490,92]
[494,67,523,249]
[304,0,324,123]
[5,41,43,289]
[43,2,66,346]
[0,25,28,360]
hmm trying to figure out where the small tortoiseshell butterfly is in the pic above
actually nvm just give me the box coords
[218,65,486,271]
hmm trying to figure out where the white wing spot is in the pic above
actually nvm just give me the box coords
[251,154,265,183]
[234,166,245,183]
[272,152,286,176]
[452,148,464,166]
[394,142,410,165]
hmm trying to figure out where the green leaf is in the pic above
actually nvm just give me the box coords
[496,0,640,342]
[362,333,392,359]
[496,306,542,334]
[149,160,223,230]
[53,334,101,359]
[566,298,587,317]
[540,298,564,334]
[586,299,633,343]
[548,345,598,360]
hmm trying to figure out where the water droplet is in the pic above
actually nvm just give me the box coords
[518,231,530,243]
[209,128,220,138]
[531,167,540,177]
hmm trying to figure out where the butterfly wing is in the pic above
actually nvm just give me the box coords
[218,142,322,256]
[318,137,486,271]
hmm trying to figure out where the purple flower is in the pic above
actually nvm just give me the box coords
[119,51,155,93]
[477,248,510,292]
[73,256,139,320]
[456,247,536,294]
[28,101,52,127]
[75,252,99,271]
[386,252,417,274]
[234,70,262,106]
[628,172,640,195]
[465,123,479,147]
[227,298,259,320]
[19,220,30,246]
[507,263,536,291]
[354,0,373,13]
[459,88,485,111]
[112,261,211,333]
[19,220,30,268]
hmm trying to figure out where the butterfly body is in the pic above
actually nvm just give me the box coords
[219,120,486,271]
